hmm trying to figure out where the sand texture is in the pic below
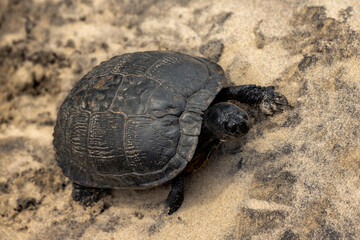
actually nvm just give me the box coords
[1,0,360,239]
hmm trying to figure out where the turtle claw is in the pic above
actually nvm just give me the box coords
[275,93,289,108]
[260,88,290,115]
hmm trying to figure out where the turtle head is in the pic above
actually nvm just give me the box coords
[204,102,250,140]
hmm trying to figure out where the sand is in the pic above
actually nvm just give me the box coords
[1,0,360,239]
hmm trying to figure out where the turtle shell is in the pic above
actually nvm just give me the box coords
[53,51,225,189]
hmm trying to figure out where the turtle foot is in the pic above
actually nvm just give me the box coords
[166,175,185,215]
[71,182,107,206]
[260,87,290,115]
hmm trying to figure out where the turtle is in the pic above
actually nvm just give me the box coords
[53,51,288,215]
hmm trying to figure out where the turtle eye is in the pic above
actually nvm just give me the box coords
[225,121,237,133]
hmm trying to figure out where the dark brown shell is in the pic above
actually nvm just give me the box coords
[53,51,225,189]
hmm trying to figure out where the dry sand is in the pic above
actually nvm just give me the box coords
[0,0,360,239]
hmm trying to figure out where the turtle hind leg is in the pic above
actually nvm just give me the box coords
[71,182,107,206]
[166,175,185,215]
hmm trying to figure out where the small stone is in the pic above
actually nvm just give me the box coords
[199,40,224,62]
[32,64,45,82]
[65,39,75,48]
[11,62,33,90]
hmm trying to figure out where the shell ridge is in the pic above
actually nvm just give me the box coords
[108,75,126,112]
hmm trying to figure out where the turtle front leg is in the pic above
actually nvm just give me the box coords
[166,175,185,215]
[214,85,289,115]
[71,182,107,206]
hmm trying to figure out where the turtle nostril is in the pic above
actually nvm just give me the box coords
[239,121,250,134]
